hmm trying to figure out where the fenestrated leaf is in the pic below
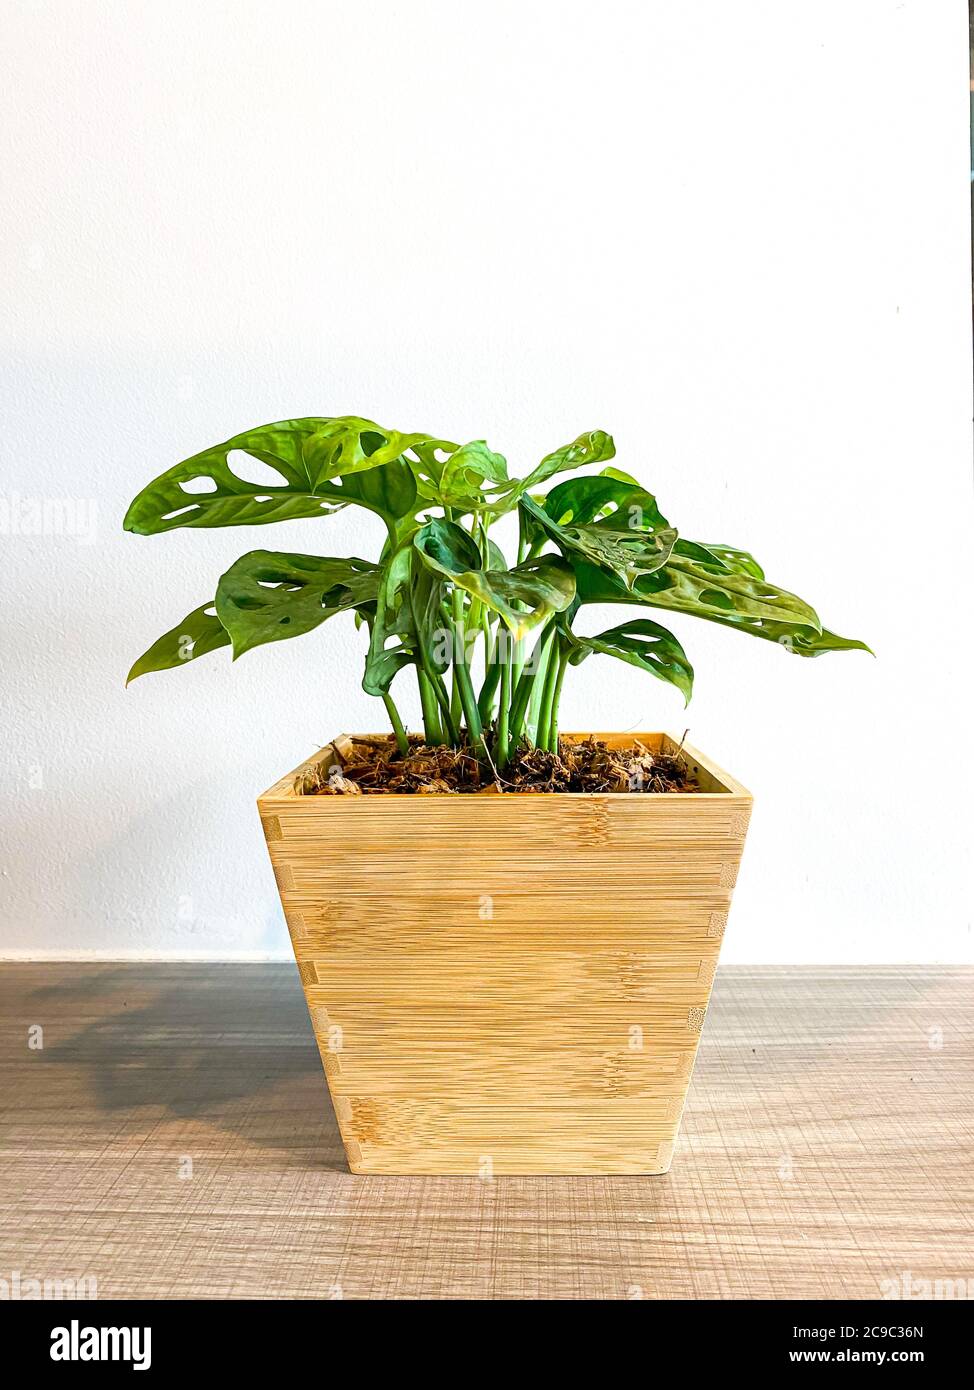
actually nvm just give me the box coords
[484,430,617,515]
[411,439,508,508]
[123,416,427,534]
[523,429,617,492]
[414,518,575,638]
[215,551,380,658]
[749,624,873,658]
[126,603,230,684]
[543,474,670,531]
[302,416,455,483]
[362,538,450,695]
[573,546,821,628]
[672,538,765,579]
[565,617,694,704]
[469,554,577,638]
[571,550,869,657]
[413,516,482,573]
[324,461,418,526]
[363,545,416,696]
[519,492,678,589]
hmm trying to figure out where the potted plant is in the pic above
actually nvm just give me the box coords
[125,415,868,1174]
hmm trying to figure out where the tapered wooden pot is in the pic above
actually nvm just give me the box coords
[259,732,751,1176]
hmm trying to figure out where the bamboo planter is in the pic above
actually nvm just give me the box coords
[259,732,751,1176]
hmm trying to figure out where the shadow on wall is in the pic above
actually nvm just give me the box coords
[23,964,346,1171]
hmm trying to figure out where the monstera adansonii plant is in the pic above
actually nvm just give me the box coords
[124,415,869,768]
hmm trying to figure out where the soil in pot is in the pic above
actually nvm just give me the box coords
[296,733,701,796]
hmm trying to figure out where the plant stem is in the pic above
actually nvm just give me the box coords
[430,668,459,745]
[382,691,410,756]
[511,632,525,693]
[408,582,459,746]
[477,638,501,725]
[417,669,443,744]
[535,635,563,752]
[441,605,487,758]
[495,631,513,768]
[449,590,463,729]
[547,644,570,755]
[507,621,554,749]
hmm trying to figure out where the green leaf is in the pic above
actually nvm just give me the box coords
[484,430,617,515]
[672,538,765,579]
[410,439,508,508]
[215,551,380,658]
[566,617,694,704]
[126,603,230,684]
[523,429,617,492]
[302,417,455,483]
[572,554,868,656]
[363,545,416,696]
[327,461,418,525]
[752,624,874,658]
[543,474,671,531]
[362,538,451,695]
[573,547,820,627]
[123,416,427,534]
[414,518,576,638]
[520,492,677,589]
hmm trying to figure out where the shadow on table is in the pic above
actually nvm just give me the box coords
[23,964,348,1172]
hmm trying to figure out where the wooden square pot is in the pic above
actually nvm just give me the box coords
[259,732,751,1175]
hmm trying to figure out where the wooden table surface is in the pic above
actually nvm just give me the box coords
[0,963,971,1300]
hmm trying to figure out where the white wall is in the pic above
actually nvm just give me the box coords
[1,0,971,962]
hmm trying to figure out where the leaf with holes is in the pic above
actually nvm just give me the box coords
[565,617,694,704]
[126,603,230,684]
[522,429,617,493]
[520,492,677,589]
[362,540,451,695]
[741,622,873,658]
[484,430,617,515]
[414,518,575,638]
[570,552,869,656]
[671,538,766,579]
[410,439,508,509]
[543,474,671,532]
[123,408,871,760]
[215,552,381,658]
[302,416,456,484]
[123,416,432,534]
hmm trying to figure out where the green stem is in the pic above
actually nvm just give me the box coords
[516,519,527,566]
[547,645,570,755]
[524,642,550,745]
[408,585,459,746]
[449,590,463,729]
[495,630,513,768]
[442,605,486,758]
[477,641,501,725]
[382,691,410,756]
[430,668,459,745]
[511,633,526,693]
[535,636,563,752]
[417,669,443,745]
[508,622,554,749]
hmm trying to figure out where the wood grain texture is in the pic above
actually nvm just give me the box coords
[1,964,971,1300]
[259,733,751,1174]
